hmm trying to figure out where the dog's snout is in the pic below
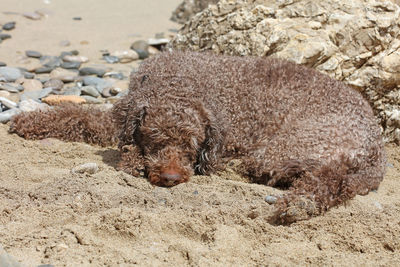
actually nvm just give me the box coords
[160,171,182,181]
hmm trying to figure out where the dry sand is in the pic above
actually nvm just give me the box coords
[1,1,400,266]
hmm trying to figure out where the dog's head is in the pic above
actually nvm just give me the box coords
[113,96,224,187]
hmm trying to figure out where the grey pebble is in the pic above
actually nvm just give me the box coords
[81,86,100,97]
[44,79,64,91]
[103,55,119,64]
[23,12,41,20]
[148,38,169,46]
[61,61,81,69]
[20,90,42,101]
[35,66,54,74]
[0,83,21,93]
[24,72,35,79]
[0,67,23,82]
[0,62,6,67]
[19,99,49,112]
[82,95,102,104]
[40,55,62,68]
[116,90,128,97]
[72,162,99,174]
[265,195,278,204]
[2,22,16,31]
[0,97,17,109]
[0,108,20,123]
[38,87,53,99]
[82,76,112,92]
[0,34,12,40]
[63,87,81,96]
[0,244,22,267]
[386,162,394,168]
[79,67,106,77]
[104,71,124,80]
[59,40,70,47]
[73,17,82,20]
[130,40,149,59]
[25,50,42,58]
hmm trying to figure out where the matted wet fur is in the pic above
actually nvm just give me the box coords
[9,51,386,223]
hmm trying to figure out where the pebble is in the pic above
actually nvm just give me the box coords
[0,67,23,82]
[0,96,17,109]
[82,76,113,92]
[81,86,100,97]
[20,90,43,101]
[148,38,169,46]
[265,195,278,204]
[82,95,102,104]
[0,244,23,267]
[60,50,79,58]
[35,66,54,74]
[110,50,139,63]
[35,8,53,17]
[0,108,21,123]
[44,79,64,91]
[50,68,78,82]
[63,87,81,96]
[104,71,125,80]
[148,46,160,56]
[23,12,42,20]
[42,95,86,105]
[73,17,82,20]
[60,61,81,69]
[0,91,10,98]
[130,40,149,59]
[38,87,53,99]
[0,34,12,40]
[24,72,35,79]
[19,99,49,112]
[101,87,112,98]
[0,83,21,93]
[2,21,16,31]
[103,55,119,64]
[63,55,88,63]
[23,79,43,91]
[79,67,106,77]
[40,56,62,69]
[59,40,71,47]
[72,162,99,174]
[25,50,42,58]
[0,62,6,67]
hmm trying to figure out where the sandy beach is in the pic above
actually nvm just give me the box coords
[1,0,400,266]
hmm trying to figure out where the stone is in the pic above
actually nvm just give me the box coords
[104,71,125,80]
[42,95,86,105]
[44,79,64,91]
[0,34,11,40]
[171,0,400,143]
[63,55,88,63]
[72,162,99,174]
[24,72,35,79]
[0,96,17,109]
[130,40,149,59]
[38,87,53,99]
[2,21,16,31]
[25,50,42,58]
[148,46,160,56]
[81,95,102,104]
[59,40,70,47]
[103,55,119,64]
[110,50,139,63]
[148,38,169,46]
[35,66,54,74]
[79,67,106,77]
[60,61,81,69]
[81,86,100,97]
[171,0,218,24]
[0,244,22,267]
[0,67,23,82]
[63,87,81,96]
[265,195,278,205]
[0,108,20,123]
[50,68,78,82]
[73,17,82,20]
[82,76,113,92]
[23,79,43,91]
[0,91,10,98]
[23,12,42,20]
[19,99,49,112]
[0,62,6,67]
[40,56,62,68]
[20,90,42,101]
[0,83,21,93]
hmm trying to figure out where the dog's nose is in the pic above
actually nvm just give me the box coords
[160,170,182,181]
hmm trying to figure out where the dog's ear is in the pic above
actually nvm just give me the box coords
[112,97,148,148]
[194,103,225,175]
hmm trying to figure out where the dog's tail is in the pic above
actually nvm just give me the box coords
[9,104,118,146]
[269,145,386,224]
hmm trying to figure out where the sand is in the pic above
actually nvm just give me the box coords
[1,1,400,266]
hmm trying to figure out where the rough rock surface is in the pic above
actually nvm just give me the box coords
[171,0,219,24]
[171,0,400,143]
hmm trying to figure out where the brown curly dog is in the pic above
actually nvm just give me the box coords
[10,51,386,223]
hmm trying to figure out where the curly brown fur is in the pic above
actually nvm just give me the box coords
[10,51,386,223]
[10,104,117,146]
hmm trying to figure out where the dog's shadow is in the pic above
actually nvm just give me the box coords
[95,148,120,169]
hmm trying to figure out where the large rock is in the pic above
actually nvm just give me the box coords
[171,0,219,24]
[171,0,400,143]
